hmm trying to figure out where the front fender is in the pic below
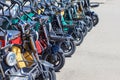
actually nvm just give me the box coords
[66,35,74,41]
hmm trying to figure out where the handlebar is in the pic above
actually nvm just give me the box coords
[17,16,37,35]
[0,44,13,50]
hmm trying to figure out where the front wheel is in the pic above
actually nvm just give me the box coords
[59,40,76,57]
[85,16,93,32]
[81,25,88,37]
[48,69,56,80]
[72,32,84,46]
[92,14,99,26]
[42,53,65,72]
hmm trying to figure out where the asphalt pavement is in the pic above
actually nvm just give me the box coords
[57,0,120,80]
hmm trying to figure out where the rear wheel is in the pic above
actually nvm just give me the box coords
[92,14,99,26]
[43,53,65,72]
[59,40,76,57]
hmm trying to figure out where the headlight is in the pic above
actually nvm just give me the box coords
[61,11,65,16]
[6,52,17,66]
[37,9,45,14]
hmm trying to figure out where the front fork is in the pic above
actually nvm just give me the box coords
[51,44,62,61]
[0,63,5,79]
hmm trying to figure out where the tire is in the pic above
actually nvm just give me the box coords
[42,53,65,72]
[92,14,99,26]
[85,16,93,32]
[87,19,93,32]
[36,69,56,80]
[48,69,56,80]
[81,25,88,37]
[72,32,84,46]
[79,21,88,37]
[59,40,76,57]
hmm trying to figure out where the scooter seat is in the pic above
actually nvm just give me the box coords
[49,32,67,41]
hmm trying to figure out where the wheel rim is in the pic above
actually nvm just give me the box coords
[87,19,93,31]
[60,41,73,53]
[93,15,98,26]
[45,54,61,68]
[82,27,87,36]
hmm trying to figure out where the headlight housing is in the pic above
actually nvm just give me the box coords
[37,9,45,14]
[61,11,65,16]
[6,52,17,66]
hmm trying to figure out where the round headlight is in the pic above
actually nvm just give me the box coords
[61,11,65,16]
[6,52,17,66]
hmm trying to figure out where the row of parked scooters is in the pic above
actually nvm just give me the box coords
[0,0,99,80]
